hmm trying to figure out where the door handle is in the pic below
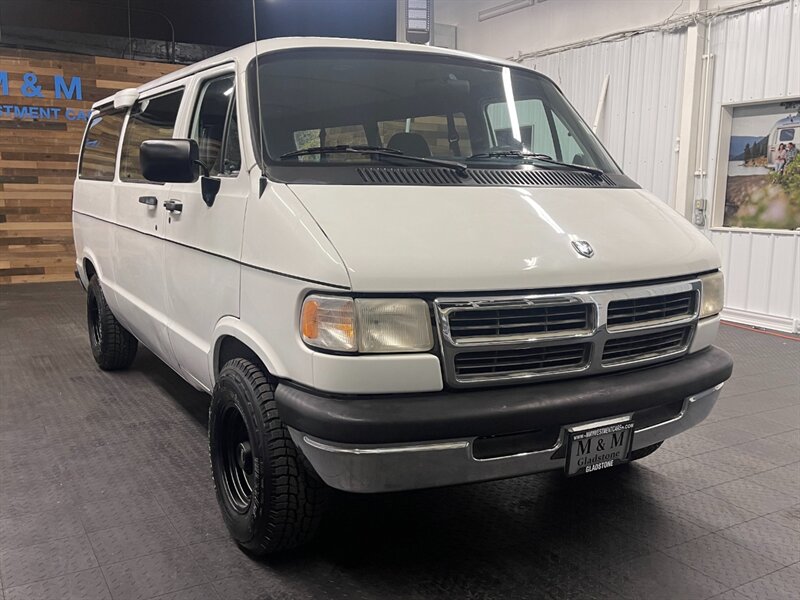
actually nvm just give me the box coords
[163,200,183,213]
[138,196,158,206]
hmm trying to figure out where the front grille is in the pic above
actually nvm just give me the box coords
[607,291,696,329]
[447,303,592,341]
[454,343,590,381]
[436,280,700,387]
[601,326,691,365]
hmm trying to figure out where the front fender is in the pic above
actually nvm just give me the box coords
[209,316,289,386]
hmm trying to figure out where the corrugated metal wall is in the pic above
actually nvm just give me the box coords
[704,0,800,332]
[526,30,687,207]
[710,229,799,331]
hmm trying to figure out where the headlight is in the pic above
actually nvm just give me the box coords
[301,295,433,353]
[355,298,433,352]
[699,271,724,318]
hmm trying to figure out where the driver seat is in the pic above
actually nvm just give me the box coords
[387,133,432,157]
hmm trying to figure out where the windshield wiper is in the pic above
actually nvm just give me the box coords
[280,145,468,175]
[468,150,604,178]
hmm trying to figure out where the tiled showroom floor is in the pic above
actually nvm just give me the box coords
[1,282,798,600]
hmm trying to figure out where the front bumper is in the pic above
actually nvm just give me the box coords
[276,346,733,493]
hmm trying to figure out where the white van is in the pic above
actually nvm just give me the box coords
[767,113,800,168]
[73,37,733,555]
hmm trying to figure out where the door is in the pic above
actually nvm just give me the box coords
[165,69,249,389]
[113,87,185,369]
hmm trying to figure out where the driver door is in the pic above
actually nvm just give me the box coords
[164,67,249,390]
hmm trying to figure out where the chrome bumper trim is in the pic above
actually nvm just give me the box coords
[301,437,469,455]
[290,384,722,493]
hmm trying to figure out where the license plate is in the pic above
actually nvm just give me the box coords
[565,417,635,476]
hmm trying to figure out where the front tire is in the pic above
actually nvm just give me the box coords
[209,358,327,555]
[87,275,138,370]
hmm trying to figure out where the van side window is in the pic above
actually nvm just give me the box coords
[79,110,126,181]
[119,89,184,182]
[779,128,795,142]
[191,75,240,176]
[221,102,241,175]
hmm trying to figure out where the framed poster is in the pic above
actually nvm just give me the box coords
[722,100,800,230]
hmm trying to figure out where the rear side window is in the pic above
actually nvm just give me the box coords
[119,89,184,182]
[79,110,125,181]
[779,128,795,142]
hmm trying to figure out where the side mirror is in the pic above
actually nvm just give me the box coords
[140,139,200,183]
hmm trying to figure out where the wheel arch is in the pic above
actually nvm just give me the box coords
[83,257,97,282]
[211,317,286,386]
[79,248,104,288]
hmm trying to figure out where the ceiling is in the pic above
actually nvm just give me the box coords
[0,0,397,49]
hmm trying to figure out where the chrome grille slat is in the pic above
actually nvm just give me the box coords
[450,314,589,324]
[449,319,589,331]
[454,343,589,379]
[602,327,691,364]
[458,357,585,373]
[435,279,702,387]
[447,303,593,341]
[456,347,587,363]
[602,337,686,356]
[449,308,590,318]
[603,339,683,355]
[607,291,697,329]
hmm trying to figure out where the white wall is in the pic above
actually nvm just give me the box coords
[432,0,742,59]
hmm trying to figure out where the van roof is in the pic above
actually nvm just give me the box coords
[93,36,542,109]
[774,114,800,127]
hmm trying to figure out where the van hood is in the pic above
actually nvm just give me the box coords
[288,184,720,292]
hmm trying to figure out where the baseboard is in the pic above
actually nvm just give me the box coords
[720,307,799,334]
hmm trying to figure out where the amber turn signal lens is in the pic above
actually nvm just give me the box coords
[301,299,319,339]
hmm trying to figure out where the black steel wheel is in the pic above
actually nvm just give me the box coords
[209,358,327,555]
[218,404,255,513]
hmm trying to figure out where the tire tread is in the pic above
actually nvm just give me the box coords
[212,358,326,555]
[88,276,137,371]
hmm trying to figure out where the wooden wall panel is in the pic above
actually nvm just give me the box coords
[0,48,180,284]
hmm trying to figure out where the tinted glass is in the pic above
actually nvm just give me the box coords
[120,90,183,182]
[222,104,242,174]
[378,114,471,156]
[293,125,368,162]
[487,98,553,156]
[191,76,236,175]
[779,128,795,141]
[79,110,125,181]
[252,49,619,172]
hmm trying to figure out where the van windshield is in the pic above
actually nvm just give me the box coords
[250,48,620,175]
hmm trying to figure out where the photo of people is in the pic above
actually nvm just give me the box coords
[723,100,800,230]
